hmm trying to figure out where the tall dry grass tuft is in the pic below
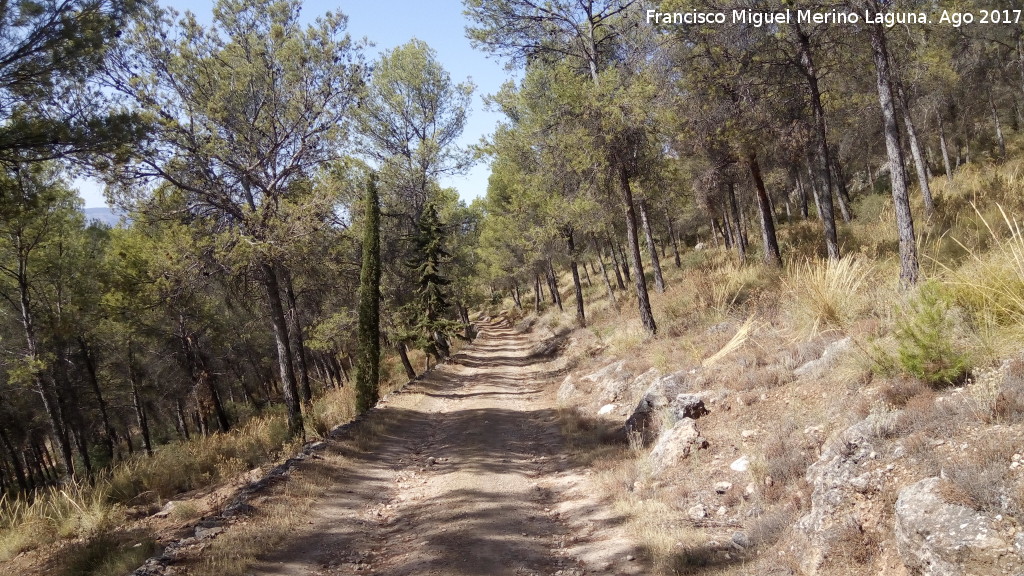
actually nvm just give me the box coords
[0,480,121,561]
[108,411,297,504]
[783,256,876,337]
[306,386,358,439]
[942,205,1024,327]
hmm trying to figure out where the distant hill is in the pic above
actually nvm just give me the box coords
[82,207,123,227]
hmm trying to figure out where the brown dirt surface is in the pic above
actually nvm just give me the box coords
[192,320,644,576]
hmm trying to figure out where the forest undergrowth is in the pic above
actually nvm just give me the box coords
[0,346,428,574]
[497,142,1024,575]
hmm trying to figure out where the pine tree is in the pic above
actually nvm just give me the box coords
[355,174,382,414]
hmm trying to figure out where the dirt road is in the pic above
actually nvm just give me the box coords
[239,320,642,576]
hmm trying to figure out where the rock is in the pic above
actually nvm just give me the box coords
[581,360,633,404]
[744,483,756,498]
[741,429,758,439]
[895,477,1024,576]
[597,404,616,416]
[194,524,224,539]
[672,394,710,420]
[556,375,579,405]
[688,503,708,519]
[714,481,733,494]
[729,456,750,472]
[154,501,178,518]
[647,418,701,475]
[794,337,853,378]
[223,502,255,517]
[731,531,751,549]
[795,412,895,574]
[625,374,705,444]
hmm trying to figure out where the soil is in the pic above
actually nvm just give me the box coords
[232,320,644,576]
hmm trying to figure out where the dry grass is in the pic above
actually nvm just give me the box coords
[942,206,1024,328]
[782,256,878,338]
[0,481,121,561]
[703,315,758,367]
[184,462,334,576]
[943,438,1023,520]
[108,411,299,505]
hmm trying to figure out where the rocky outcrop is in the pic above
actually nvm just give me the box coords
[796,411,896,574]
[648,418,702,474]
[895,477,1024,576]
[585,360,634,404]
[794,337,853,378]
[625,370,706,444]
[557,360,636,408]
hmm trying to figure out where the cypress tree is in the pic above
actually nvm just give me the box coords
[410,204,458,361]
[355,174,382,414]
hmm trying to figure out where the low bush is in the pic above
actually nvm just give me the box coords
[890,285,971,388]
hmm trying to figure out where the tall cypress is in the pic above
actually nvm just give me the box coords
[355,174,382,414]
[410,204,456,361]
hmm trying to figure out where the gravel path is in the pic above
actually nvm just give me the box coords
[245,320,642,576]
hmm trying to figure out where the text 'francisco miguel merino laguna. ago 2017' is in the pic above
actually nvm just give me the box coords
[646,9,942,27]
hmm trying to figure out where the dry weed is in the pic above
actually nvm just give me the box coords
[783,256,876,337]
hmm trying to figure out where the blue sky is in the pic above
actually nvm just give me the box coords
[77,0,510,207]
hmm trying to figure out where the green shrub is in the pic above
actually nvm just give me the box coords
[890,285,970,388]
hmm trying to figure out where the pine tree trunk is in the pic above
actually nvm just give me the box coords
[17,283,74,477]
[938,115,954,182]
[638,199,665,292]
[898,87,935,216]
[832,162,853,223]
[130,371,152,456]
[664,207,682,268]
[618,165,657,335]
[70,426,91,476]
[511,283,522,309]
[794,168,809,219]
[832,159,854,219]
[546,261,563,311]
[806,156,841,259]
[397,343,416,380]
[263,264,305,434]
[869,11,919,286]
[78,338,115,463]
[990,89,1006,159]
[793,21,847,229]
[534,274,542,313]
[607,238,626,289]
[0,426,28,492]
[355,174,382,415]
[615,239,631,283]
[29,443,50,483]
[175,399,190,441]
[747,153,783,267]
[592,236,618,307]
[566,229,586,327]
[284,271,313,405]
[726,182,747,262]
